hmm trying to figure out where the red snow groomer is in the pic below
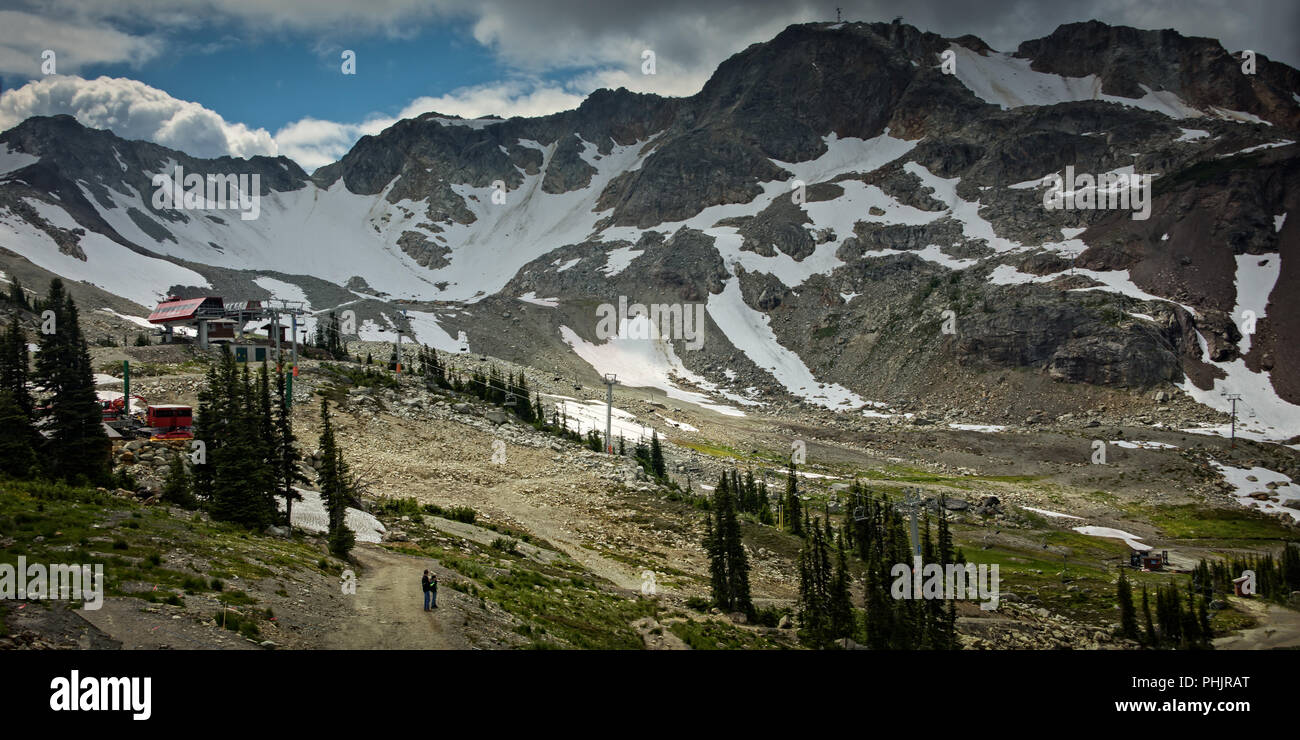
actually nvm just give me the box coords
[144,405,194,441]
[100,395,194,440]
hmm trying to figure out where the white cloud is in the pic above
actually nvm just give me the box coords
[273,117,385,172]
[0,10,161,77]
[393,79,587,120]
[0,75,277,160]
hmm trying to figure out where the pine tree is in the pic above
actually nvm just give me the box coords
[720,478,753,616]
[316,399,355,558]
[1197,596,1213,648]
[1117,570,1139,640]
[1141,586,1158,648]
[649,430,666,479]
[704,514,726,609]
[7,276,29,309]
[33,280,109,483]
[829,533,855,644]
[161,451,196,508]
[0,389,37,478]
[273,366,305,525]
[798,523,833,647]
[209,361,277,528]
[192,362,219,501]
[0,317,34,420]
[784,460,803,536]
[0,317,38,472]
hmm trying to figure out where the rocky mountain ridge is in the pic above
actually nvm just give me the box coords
[0,19,1296,437]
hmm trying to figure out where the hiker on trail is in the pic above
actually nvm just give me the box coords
[421,570,432,611]
[429,571,438,609]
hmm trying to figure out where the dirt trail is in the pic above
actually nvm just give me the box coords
[1213,599,1300,650]
[325,545,472,650]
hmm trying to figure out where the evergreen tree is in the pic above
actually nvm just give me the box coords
[7,276,29,309]
[704,514,726,609]
[316,399,355,558]
[1141,586,1157,648]
[702,473,753,616]
[33,280,109,483]
[720,480,752,616]
[828,533,855,644]
[0,389,37,478]
[784,460,803,536]
[649,430,666,478]
[1197,597,1213,648]
[0,317,34,420]
[798,523,833,647]
[209,361,277,528]
[0,318,38,471]
[192,362,219,501]
[273,366,305,525]
[160,451,196,508]
[1117,570,1140,640]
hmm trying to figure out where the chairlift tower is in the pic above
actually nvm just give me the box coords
[603,373,618,453]
[898,488,923,559]
[394,309,409,374]
[266,299,307,366]
[1225,393,1242,448]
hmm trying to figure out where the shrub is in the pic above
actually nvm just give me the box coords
[490,537,520,555]
[422,502,478,524]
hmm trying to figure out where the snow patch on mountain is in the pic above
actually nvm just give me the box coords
[517,292,558,307]
[948,44,1202,118]
[600,245,642,276]
[1232,252,1279,355]
[1209,459,1298,521]
[0,198,208,307]
[1179,332,1300,442]
[558,319,746,417]
[426,135,658,300]
[707,278,866,410]
[253,276,310,307]
[0,145,39,177]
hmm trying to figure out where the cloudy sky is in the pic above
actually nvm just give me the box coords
[1,0,1295,171]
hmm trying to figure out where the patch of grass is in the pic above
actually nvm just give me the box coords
[679,440,748,460]
[684,596,711,612]
[668,619,781,650]
[1209,605,1259,635]
[1144,504,1296,542]
[218,589,257,606]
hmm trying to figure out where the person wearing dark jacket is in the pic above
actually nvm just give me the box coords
[421,570,432,611]
[429,571,438,609]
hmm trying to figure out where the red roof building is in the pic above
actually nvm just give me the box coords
[147,296,225,324]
